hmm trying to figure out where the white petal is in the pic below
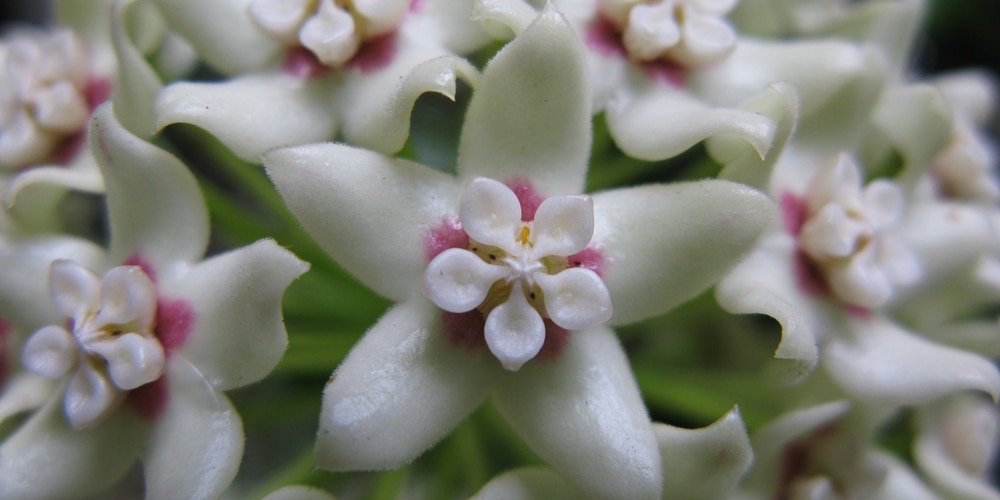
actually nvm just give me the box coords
[299,1,360,67]
[606,88,776,161]
[424,248,509,313]
[111,0,164,138]
[933,69,997,125]
[49,259,101,324]
[165,239,308,391]
[592,180,775,326]
[155,75,338,163]
[64,359,126,429]
[91,103,209,271]
[900,201,993,286]
[530,194,594,258]
[0,396,144,499]
[92,266,157,330]
[0,110,57,168]
[484,286,545,371]
[264,143,461,301]
[862,180,904,228]
[317,300,500,470]
[914,396,1000,500]
[799,203,866,259]
[876,236,921,287]
[823,316,1000,404]
[871,83,953,186]
[87,333,165,390]
[460,177,523,252]
[141,355,244,500]
[457,6,591,196]
[535,268,611,330]
[493,326,662,498]
[714,237,822,378]
[248,0,314,43]
[150,0,283,74]
[657,407,753,499]
[22,325,78,379]
[0,373,54,423]
[4,160,106,209]
[472,467,579,499]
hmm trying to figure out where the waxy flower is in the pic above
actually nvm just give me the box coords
[152,0,483,162]
[0,104,307,499]
[740,400,940,500]
[914,394,1000,499]
[265,8,774,498]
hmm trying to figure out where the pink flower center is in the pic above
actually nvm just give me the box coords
[585,15,687,89]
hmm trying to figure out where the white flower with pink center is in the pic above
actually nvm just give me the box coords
[792,154,921,309]
[0,104,307,500]
[424,177,611,370]
[266,9,775,497]
[22,260,166,429]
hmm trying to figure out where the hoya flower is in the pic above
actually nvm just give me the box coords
[471,407,753,499]
[0,103,307,499]
[2,0,187,231]
[715,150,1000,402]
[266,9,774,497]
[740,400,940,500]
[476,0,887,165]
[151,0,484,163]
[914,393,1000,499]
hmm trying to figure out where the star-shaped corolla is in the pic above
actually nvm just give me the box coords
[0,103,308,499]
[476,0,887,167]
[151,0,485,163]
[265,8,774,498]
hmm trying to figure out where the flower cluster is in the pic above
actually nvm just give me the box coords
[0,0,998,498]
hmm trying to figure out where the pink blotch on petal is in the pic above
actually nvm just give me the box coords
[780,191,807,237]
[568,246,605,277]
[347,32,398,73]
[442,310,486,351]
[409,0,424,12]
[536,320,570,361]
[283,46,330,79]
[426,217,469,261]
[155,298,195,351]
[585,15,627,58]
[505,177,544,222]
[123,254,157,284]
[126,374,168,421]
[640,60,686,89]
[85,77,112,110]
[49,132,85,166]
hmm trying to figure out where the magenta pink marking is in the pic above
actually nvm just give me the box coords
[780,191,807,237]
[49,132,86,166]
[123,254,158,284]
[442,311,487,351]
[409,0,425,12]
[348,31,398,73]
[126,374,168,421]
[568,246,605,278]
[283,46,331,79]
[640,60,687,89]
[425,217,469,261]
[536,320,570,361]
[85,77,112,110]
[585,15,627,58]
[506,177,545,222]
[155,298,195,351]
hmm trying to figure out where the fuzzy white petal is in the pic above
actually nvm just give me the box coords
[457,6,591,196]
[316,300,500,470]
[493,326,662,499]
[141,355,244,500]
[657,407,754,499]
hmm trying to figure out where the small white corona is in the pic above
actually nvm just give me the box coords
[422,177,612,371]
[22,260,165,429]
